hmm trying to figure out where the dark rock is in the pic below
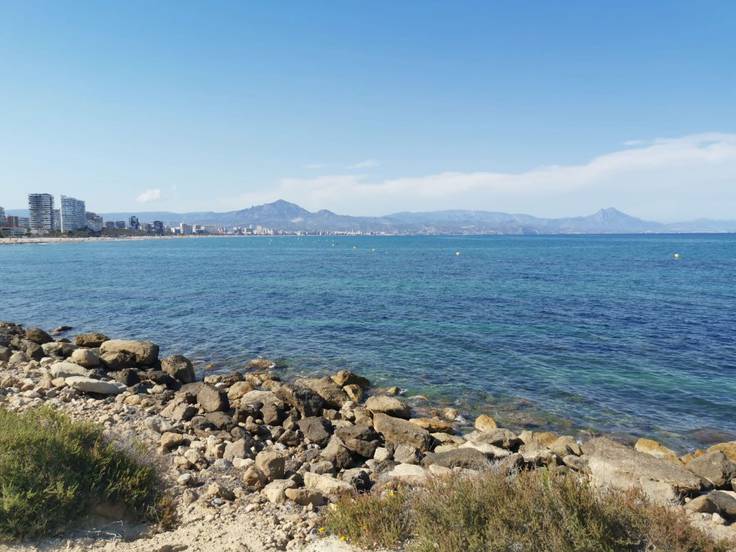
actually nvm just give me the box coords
[321,435,356,469]
[24,341,44,360]
[161,354,196,384]
[75,332,110,348]
[113,368,140,387]
[25,327,53,345]
[51,325,73,335]
[197,384,230,412]
[297,377,349,409]
[298,417,333,447]
[142,370,181,390]
[335,424,381,458]
[274,383,324,417]
[203,411,235,430]
[100,350,137,370]
[708,490,736,516]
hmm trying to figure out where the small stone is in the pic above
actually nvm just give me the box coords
[160,432,188,452]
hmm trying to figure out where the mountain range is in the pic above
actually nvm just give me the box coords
[7,200,736,234]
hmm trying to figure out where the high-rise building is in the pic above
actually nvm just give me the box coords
[28,193,54,235]
[0,206,5,226]
[60,195,86,232]
[129,216,140,231]
[153,221,164,235]
[85,212,103,232]
[115,220,126,229]
[52,209,61,232]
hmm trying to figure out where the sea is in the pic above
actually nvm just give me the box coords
[2,234,735,451]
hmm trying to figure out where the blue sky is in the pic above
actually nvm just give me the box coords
[1,1,734,219]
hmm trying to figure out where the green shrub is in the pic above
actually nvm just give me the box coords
[325,469,729,552]
[0,407,171,540]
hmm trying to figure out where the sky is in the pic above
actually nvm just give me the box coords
[1,1,735,221]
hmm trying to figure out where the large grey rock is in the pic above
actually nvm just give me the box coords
[303,472,354,499]
[66,376,126,395]
[99,339,159,366]
[465,428,522,450]
[50,361,92,379]
[161,354,196,384]
[321,435,356,469]
[708,490,736,516]
[422,448,493,470]
[335,424,380,458]
[298,416,333,447]
[582,437,703,503]
[386,463,428,484]
[255,450,286,481]
[686,451,736,488]
[70,348,100,367]
[365,395,411,418]
[373,413,432,451]
[25,327,53,345]
[74,332,109,348]
[42,341,77,358]
[197,384,230,412]
[297,377,349,409]
[0,346,10,362]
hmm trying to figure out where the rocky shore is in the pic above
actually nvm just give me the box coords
[1,321,736,550]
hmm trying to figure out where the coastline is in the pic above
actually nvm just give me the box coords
[1,321,735,550]
[0,234,246,246]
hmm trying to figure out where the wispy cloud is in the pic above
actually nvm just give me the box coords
[136,188,162,203]
[347,159,380,169]
[304,163,327,170]
[219,133,736,220]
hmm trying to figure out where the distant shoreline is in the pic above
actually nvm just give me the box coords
[0,234,246,246]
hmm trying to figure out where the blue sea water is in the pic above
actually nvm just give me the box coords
[2,234,735,450]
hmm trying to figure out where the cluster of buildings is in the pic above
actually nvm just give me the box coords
[0,194,168,237]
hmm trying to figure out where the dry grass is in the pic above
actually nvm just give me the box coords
[324,468,730,552]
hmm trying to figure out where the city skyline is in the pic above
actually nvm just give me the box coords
[0,2,734,220]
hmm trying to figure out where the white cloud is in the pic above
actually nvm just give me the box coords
[219,133,736,220]
[304,163,327,170]
[136,188,162,203]
[347,159,380,169]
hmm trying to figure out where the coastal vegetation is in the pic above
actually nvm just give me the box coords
[325,469,730,551]
[0,406,171,540]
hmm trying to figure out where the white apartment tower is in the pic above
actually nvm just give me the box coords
[28,193,54,235]
[60,195,86,232]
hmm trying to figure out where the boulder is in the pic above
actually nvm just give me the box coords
[228,381,254,401]
[0,346,10,362]
[422,448,493,470]
[274,383,324,417]
[474,414,497,432]
[263,478,298,504]
[25,327,53,345]
[161,354,196,384]
[466,428,521,450]
[303,472,354,499]
[321,435,356,469]
[284,487,327,507]
[66,376,126,395]
[708,442,736,463]
[50,361,92,379]
[365,395,411,418]
[686,451,736,488]
[297,417,333,447]
[410,417,455,433]
[100,350,136,370]
[387,463,428,484]
[343,384,364,402]
[707,490,736,516]
[223,438,254,461]
[335,424,381,458]
[42,341,77,358]
[549,436,582,457]
[634,438,680,463]
[255,450,286,481]
[75,332,110,348]
[69,348,99,367]
[331,370,370,389]
[112,368,140,387]
[685,494,718,514]
[99,339,159,366]
[461,441,512,459]
[298,377,349,408]
[373,412,432,451]
[197,384,230,412]
[394,444,420,464]
[582,437,703,503]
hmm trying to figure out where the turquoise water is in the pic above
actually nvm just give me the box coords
[2,235,735,449]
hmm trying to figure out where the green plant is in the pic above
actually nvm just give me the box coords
[324,468,729,552]
[0,407,172,540]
